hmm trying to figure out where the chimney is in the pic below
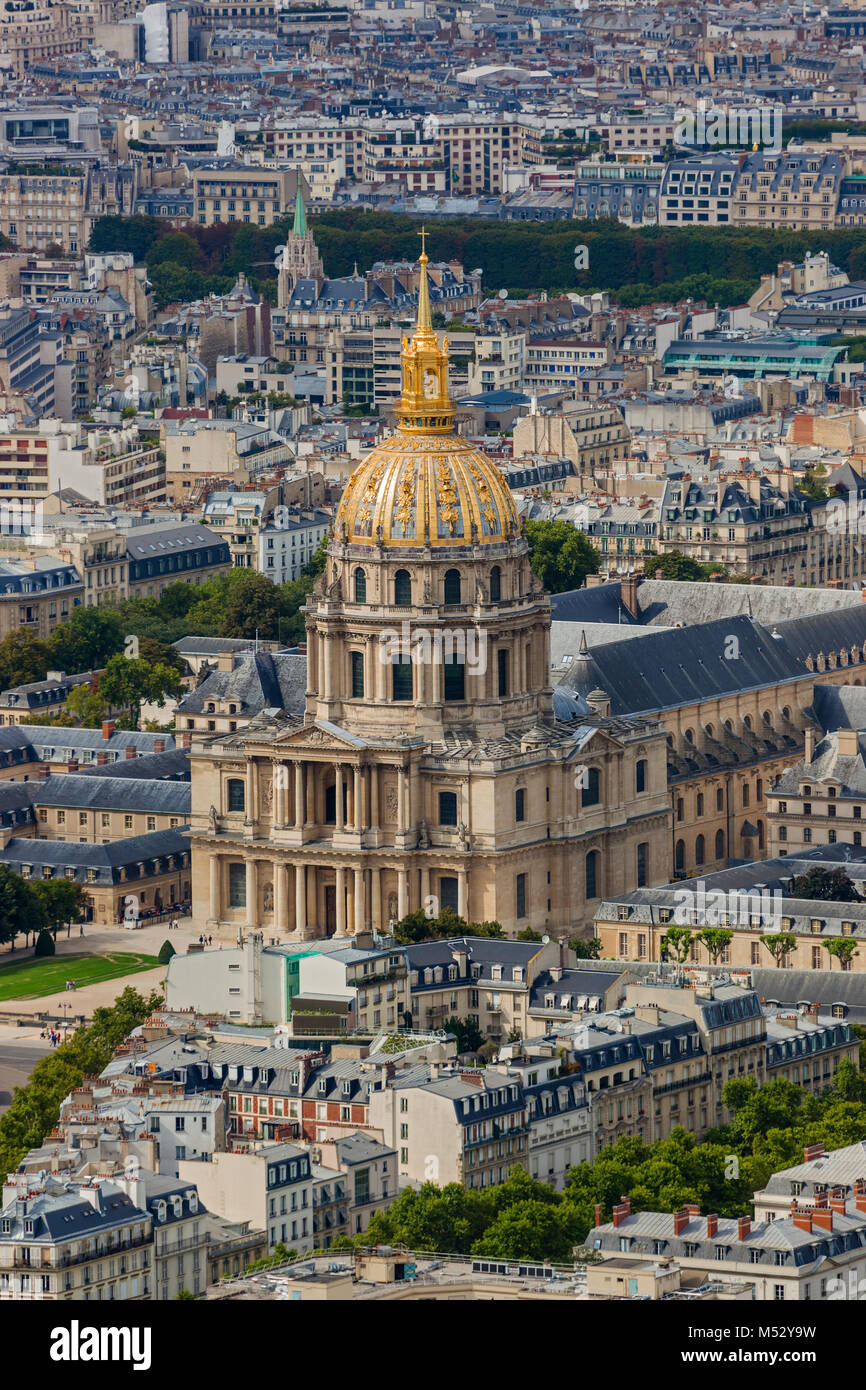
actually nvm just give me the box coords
[673,1208,690,1236]
[125,745,137,760]
[829,1186,847,1216]
[154,739,166,754]
[40,764,51,779]
[685,1203,701,1220]
[790,1202,813,1234]
[101,719,116,741]
[706,1213,718,1238]
[620,573,642,620]
[67,759,78,773]
[612,1201,630,1228]
[804,728,815,763]
[619,1194,631,1217]
[837,728,859,757]
[803,1143,825,1163]
[594,1202,602,1228]
[737,1216,751,1241]
[812,1208,834,1233]
[854,1179,866,1214]
[96,752,108,766]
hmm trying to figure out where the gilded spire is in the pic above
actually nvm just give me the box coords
[415,226,433,338]
[395,228,452,434]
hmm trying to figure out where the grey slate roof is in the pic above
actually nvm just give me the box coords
[176,652,306,719]
[74,749,190,782]
[30,774,190,815]
[2,827,189,884]
[811,682,866,734]
[556,616,805,717]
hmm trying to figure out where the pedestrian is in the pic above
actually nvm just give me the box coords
[198,934,204,945]
[208,935,213,947]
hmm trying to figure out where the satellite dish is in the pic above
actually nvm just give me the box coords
[541,934,550,944]
[498,288,508,300]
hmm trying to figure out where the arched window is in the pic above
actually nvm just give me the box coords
[394,569,411,607]
[444,568,461,605]
[695,834,705,866]
[715,828,726,859]
[636,841,648,888]
[581,767,600,807]
[675,840,685,872]
[636,759,647,794]
[743,715,752,731]
[585,850,599,900]
[490,565,501,602]
[354,568,366,603]
[227,779,245,813]
[696,792,704,817]
[757,819,765,850]
[704,724,714,739]
[684,728,694,744]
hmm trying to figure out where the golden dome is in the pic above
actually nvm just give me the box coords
[334,234,520,550]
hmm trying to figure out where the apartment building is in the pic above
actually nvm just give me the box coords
[0,1184,152,1302]
[768,727,866,857]
[193,165,303,228]
[178,1144,315,1253]
[467,332,526,395]
[0,556,83,640]
[592,1195,866,1300]
[753,1141,866,1221]
[659,154,737,225]
[124,524,231,601]
[258,507,331,584]
[733,150,847,231]
[162,419,291,503]
[0,304,58,414]
[134,1179,209,1301]
[603,117,678,153]
[655,473,813,585]
[367,1071,529,1191]
[312,1132,397,1244]
[0,167,92,253]
[2,825,191,925]
[524,339,611,392]
[512,401,630,473]
[30,774,189,844]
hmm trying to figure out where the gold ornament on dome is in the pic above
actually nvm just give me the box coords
[332,227,520,550]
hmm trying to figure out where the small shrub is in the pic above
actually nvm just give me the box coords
[34,931,55,958]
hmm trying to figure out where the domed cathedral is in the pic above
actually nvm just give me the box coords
[188,244,672,943]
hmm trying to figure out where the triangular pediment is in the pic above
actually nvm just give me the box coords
[272,719,369,752]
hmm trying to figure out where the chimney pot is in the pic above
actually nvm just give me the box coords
[125,745,137,760]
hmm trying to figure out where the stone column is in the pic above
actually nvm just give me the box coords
[354,765,363,832]
[421,865,431,911]
[295,863,307,935]
[294,762,304,828]
[397,867,408,920]
[397,766,406,832]
[274,766,287,828]
[209,856,220,921]
[305,764,316,825]
[274,861,288,932]
[371,867,382,929]
[370,765,380,829]
[353,868,364,933]
[458,868,468,920]
[323,633,334,700]
[245,763,257,823]
[336,867,347,935]
[245,858,257,925]
[334,764,344,830]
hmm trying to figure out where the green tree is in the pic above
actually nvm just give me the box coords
[32,879,86,938]
[98,654,183,726]
[516,926,544,941]
[362,1183,493,1255]
[825,937,860,971]
[568,935,601,959]
[0,630,53,688]
[696,928,734,963]
[64,681,109,728]
[525,519,601,593]
[760,932,798,964]
[441,1016,484,1053]
[33,929,55,957]
[660,926,693,963]
[0,865,46,950]
[788,866,863,903]
[47,606,125,674]
[797,462,830,501]
[649,550,710,582]
[471,1200,578,1263]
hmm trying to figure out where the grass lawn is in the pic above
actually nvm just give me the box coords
[0,951,160,1002]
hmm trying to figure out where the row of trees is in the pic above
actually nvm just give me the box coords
[90,209,866,308]
[328,1065,866,1263]
[0,863,87,950]
[0,985,164,1184]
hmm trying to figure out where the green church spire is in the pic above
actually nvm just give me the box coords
[292,184,307,237]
